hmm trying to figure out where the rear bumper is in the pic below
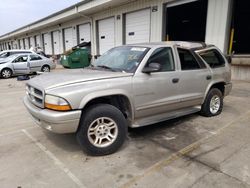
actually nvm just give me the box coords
[224,82,232,96]
[23,96,81,133]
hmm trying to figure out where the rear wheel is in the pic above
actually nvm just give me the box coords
[1,68,12,78]
[76,104,127,156]
[41,65,50,72]
[200,88,223,117]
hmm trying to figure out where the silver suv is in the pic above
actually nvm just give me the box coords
[24,42,232,155]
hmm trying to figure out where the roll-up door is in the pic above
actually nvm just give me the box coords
[125,9,151,44]
[35,35,42,48]
[52,31,60,55]
[78,23,91,43]
[24,38,29,49]
[30,37,36,48]
[97,17,115,55]
[63,27,73,51]
[43,33,52,55]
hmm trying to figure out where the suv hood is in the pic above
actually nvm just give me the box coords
[28,69,133,90]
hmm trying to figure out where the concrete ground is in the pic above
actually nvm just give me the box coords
[0,69,250,188]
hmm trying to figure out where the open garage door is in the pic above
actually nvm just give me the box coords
[97,17,115,55]
[43,33,52,55]
[125,9,151,44]
[165,0,208,42]
[78,23,91,43]
[231,0,250,54]
[63,27,73,51]
[52,31,60,55]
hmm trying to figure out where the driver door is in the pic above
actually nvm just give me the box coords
[12,55,29,74]
[133,47,181,121]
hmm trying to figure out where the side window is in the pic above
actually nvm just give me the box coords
[178,48,201,70]
[199,49,225,68]
[146,47,175,72]
[30,55,42,61]
[13,55,28,63]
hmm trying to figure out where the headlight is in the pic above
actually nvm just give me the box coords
[45,95,71,111]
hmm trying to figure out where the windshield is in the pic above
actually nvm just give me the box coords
[92,46,149,73]
[0,52,8,58]
[4,54,19,62]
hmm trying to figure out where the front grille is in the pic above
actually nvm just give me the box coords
[26,84,44,108]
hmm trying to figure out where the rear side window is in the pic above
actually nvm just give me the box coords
[178,48,201,70]
[199,49,225,68]
[30,55,42,61]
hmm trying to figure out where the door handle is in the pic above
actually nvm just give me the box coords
[206,75,212,80]
[172,78,179,83]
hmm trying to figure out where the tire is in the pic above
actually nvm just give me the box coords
[200,88,223,117]
[1,68,12,79]
[41,65,50,72]
[76,104,127,156]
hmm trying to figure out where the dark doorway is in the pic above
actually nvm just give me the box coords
[232,0,250,54]
[165,0,208,42]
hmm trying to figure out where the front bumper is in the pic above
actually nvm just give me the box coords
[224,82,232,96]
[23,96,81,133]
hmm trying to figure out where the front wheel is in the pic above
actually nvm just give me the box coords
[41,65,50,72]
[1,68,12,78]
[200,88,223,117]
[76,104,127,156]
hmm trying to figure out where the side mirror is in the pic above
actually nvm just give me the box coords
[142,63,161,74]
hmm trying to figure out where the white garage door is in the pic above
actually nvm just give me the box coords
[98,17,115,55]
[64,27,73,51]
[24,38,29,49]
[19,39,24,49]
[30,37,36,49]
[125,9,151,44]
[43,33,52,55]
[35,35,41,48]
[78,23,91,43]
[52,31,60,55]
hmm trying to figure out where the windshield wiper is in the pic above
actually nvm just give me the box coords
[96,65,117,72]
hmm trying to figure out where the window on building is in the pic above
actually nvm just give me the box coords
[178,48,201,70]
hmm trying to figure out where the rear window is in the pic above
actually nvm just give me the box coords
[199,49,225,68]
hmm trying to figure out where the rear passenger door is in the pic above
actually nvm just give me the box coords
[177,48,211,107]
[29,54,43,72]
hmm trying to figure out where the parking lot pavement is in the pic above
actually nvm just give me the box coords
[0,74,250,188]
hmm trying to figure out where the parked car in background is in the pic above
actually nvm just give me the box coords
[0,53,56,78]
[24,41,232,155]
[0,49,34,59]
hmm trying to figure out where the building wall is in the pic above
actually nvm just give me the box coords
[0,0,233,55]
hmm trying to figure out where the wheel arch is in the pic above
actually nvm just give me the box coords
[203,81,226,103]
[79,92,134,127]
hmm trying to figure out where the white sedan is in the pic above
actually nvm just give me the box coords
[0,53,56,78]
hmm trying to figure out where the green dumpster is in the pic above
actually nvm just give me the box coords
[61,48,90,69]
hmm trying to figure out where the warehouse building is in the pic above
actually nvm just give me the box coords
[0,0,249,80]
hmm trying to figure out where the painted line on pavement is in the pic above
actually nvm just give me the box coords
[22,129,86,188]
[121,111,250,188]
[0,126,34,137]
